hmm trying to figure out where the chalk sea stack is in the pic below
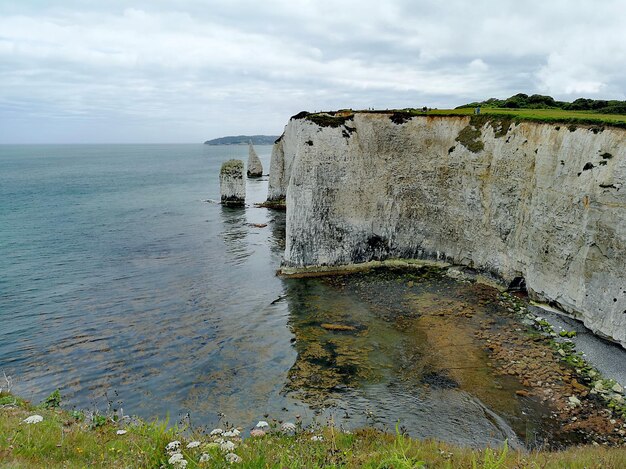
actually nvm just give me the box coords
[247,142,263,177]
[220,159,245,206]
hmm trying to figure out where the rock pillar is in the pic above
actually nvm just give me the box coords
[220,159,245,206]
[247,142,263,178]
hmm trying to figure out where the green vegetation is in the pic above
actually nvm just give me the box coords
[427,107,626,129]
[41,389,61,409]
[306,113,354,128]
[256,198,286,210]
[219,159,244,176]
[458,93,626,114]
[2,390,626,468]
[302,107,626,131]
[296,94,626,131]
[455,124,484,153]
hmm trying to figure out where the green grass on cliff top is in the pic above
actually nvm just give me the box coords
[427,107,626,125]
[305,107,626,129]
[394,108,626,129]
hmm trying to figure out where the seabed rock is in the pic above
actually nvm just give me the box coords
[247,142,263,178]
[220,159,245,206]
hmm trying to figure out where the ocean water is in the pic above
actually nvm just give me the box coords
[1,144,563,447]
[0,144,293,420]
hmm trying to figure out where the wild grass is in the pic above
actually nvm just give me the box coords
[2,391,626,468]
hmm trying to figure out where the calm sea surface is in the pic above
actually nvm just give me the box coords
[1,144,563,447]
[0,144,293,417]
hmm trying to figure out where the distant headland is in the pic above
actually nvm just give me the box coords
[204,135,280,145]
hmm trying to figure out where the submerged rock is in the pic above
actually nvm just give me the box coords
[247,142,263,177]
[220,159,245,206]
[320,323,357,332]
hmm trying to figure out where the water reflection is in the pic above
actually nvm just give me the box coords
[220,206,251,265]
[267,211,286,255]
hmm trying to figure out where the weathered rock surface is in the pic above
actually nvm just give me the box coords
[247,142,263,177]
[220,159,245,206]
[269,112,626,348]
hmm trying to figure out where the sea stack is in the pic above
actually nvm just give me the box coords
[219,159,245,206]
[247,142,263,178]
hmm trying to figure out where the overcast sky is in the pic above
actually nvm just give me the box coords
[1,0,624,143]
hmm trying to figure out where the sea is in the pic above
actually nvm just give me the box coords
[0,143,564,447]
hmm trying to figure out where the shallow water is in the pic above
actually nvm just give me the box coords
[1,144,560,447]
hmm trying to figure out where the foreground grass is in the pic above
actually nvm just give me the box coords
[2,392,626,468]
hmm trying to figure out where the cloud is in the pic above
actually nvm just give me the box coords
[0,0,624,142]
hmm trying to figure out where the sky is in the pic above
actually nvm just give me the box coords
[0,0,625,143]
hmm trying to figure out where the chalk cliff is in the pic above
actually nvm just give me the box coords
[267,111,626,347]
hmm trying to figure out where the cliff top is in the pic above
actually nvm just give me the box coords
[292,108,626,130]
[220,159,244,176]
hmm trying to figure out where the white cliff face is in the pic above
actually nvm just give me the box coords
[267,118,310,202]
[274,112,626,347]
[267,137,286,201]
[220,159,245,206]
[247,143,263,177]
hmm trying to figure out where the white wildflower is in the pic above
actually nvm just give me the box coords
[311,435,324,442]
[209,428,224,436]
[255,420,269,429]
[220,440,236,452]
[225,453,242,464]
[186,440,201,448]
[116,429,127,435]
[199,453,211,463]
[23,415,43,424]
[168,452,185,464]
[166,440,181,453]
[223,428,240,437]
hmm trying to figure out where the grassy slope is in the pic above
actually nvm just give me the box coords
[424,108,626,128]
[310,107,626,129]
[2,392,626,468]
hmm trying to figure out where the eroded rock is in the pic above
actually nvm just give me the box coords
[220,159,245,206]
[247,142,263,178]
